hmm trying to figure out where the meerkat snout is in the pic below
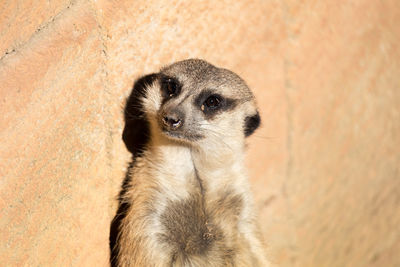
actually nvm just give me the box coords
[161,109,184,130]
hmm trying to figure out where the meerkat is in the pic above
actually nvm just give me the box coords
[110,59,270,266]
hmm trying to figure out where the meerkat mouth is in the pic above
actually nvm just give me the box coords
[161,128,184,139]
[163,128,203,142]
[159,124,203,143]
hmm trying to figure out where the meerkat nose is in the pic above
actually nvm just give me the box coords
[162,112,183,129]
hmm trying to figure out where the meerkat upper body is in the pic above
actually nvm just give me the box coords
[112,59,269,267]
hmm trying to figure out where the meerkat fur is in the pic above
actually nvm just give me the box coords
[111,59,270,266]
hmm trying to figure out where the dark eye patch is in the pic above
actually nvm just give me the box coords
[203,95,222,110]
[194,89,237,119]
[160,76,181,102]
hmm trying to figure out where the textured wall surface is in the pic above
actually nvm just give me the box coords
[1,0,399,266]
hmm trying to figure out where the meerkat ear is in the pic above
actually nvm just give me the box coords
[244,111,261,137]
[122,73,158,156]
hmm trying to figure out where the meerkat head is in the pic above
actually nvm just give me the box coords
[125,59,260,153]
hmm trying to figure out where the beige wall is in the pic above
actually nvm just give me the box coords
[1,1,399,266]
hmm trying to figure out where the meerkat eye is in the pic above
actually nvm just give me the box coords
[203,95,222,110]
[161,77,180,98]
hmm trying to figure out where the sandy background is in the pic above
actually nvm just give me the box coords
[1,0,399,266]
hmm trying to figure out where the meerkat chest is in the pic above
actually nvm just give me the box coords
[140,150,247,263]
[152,185,245,263]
